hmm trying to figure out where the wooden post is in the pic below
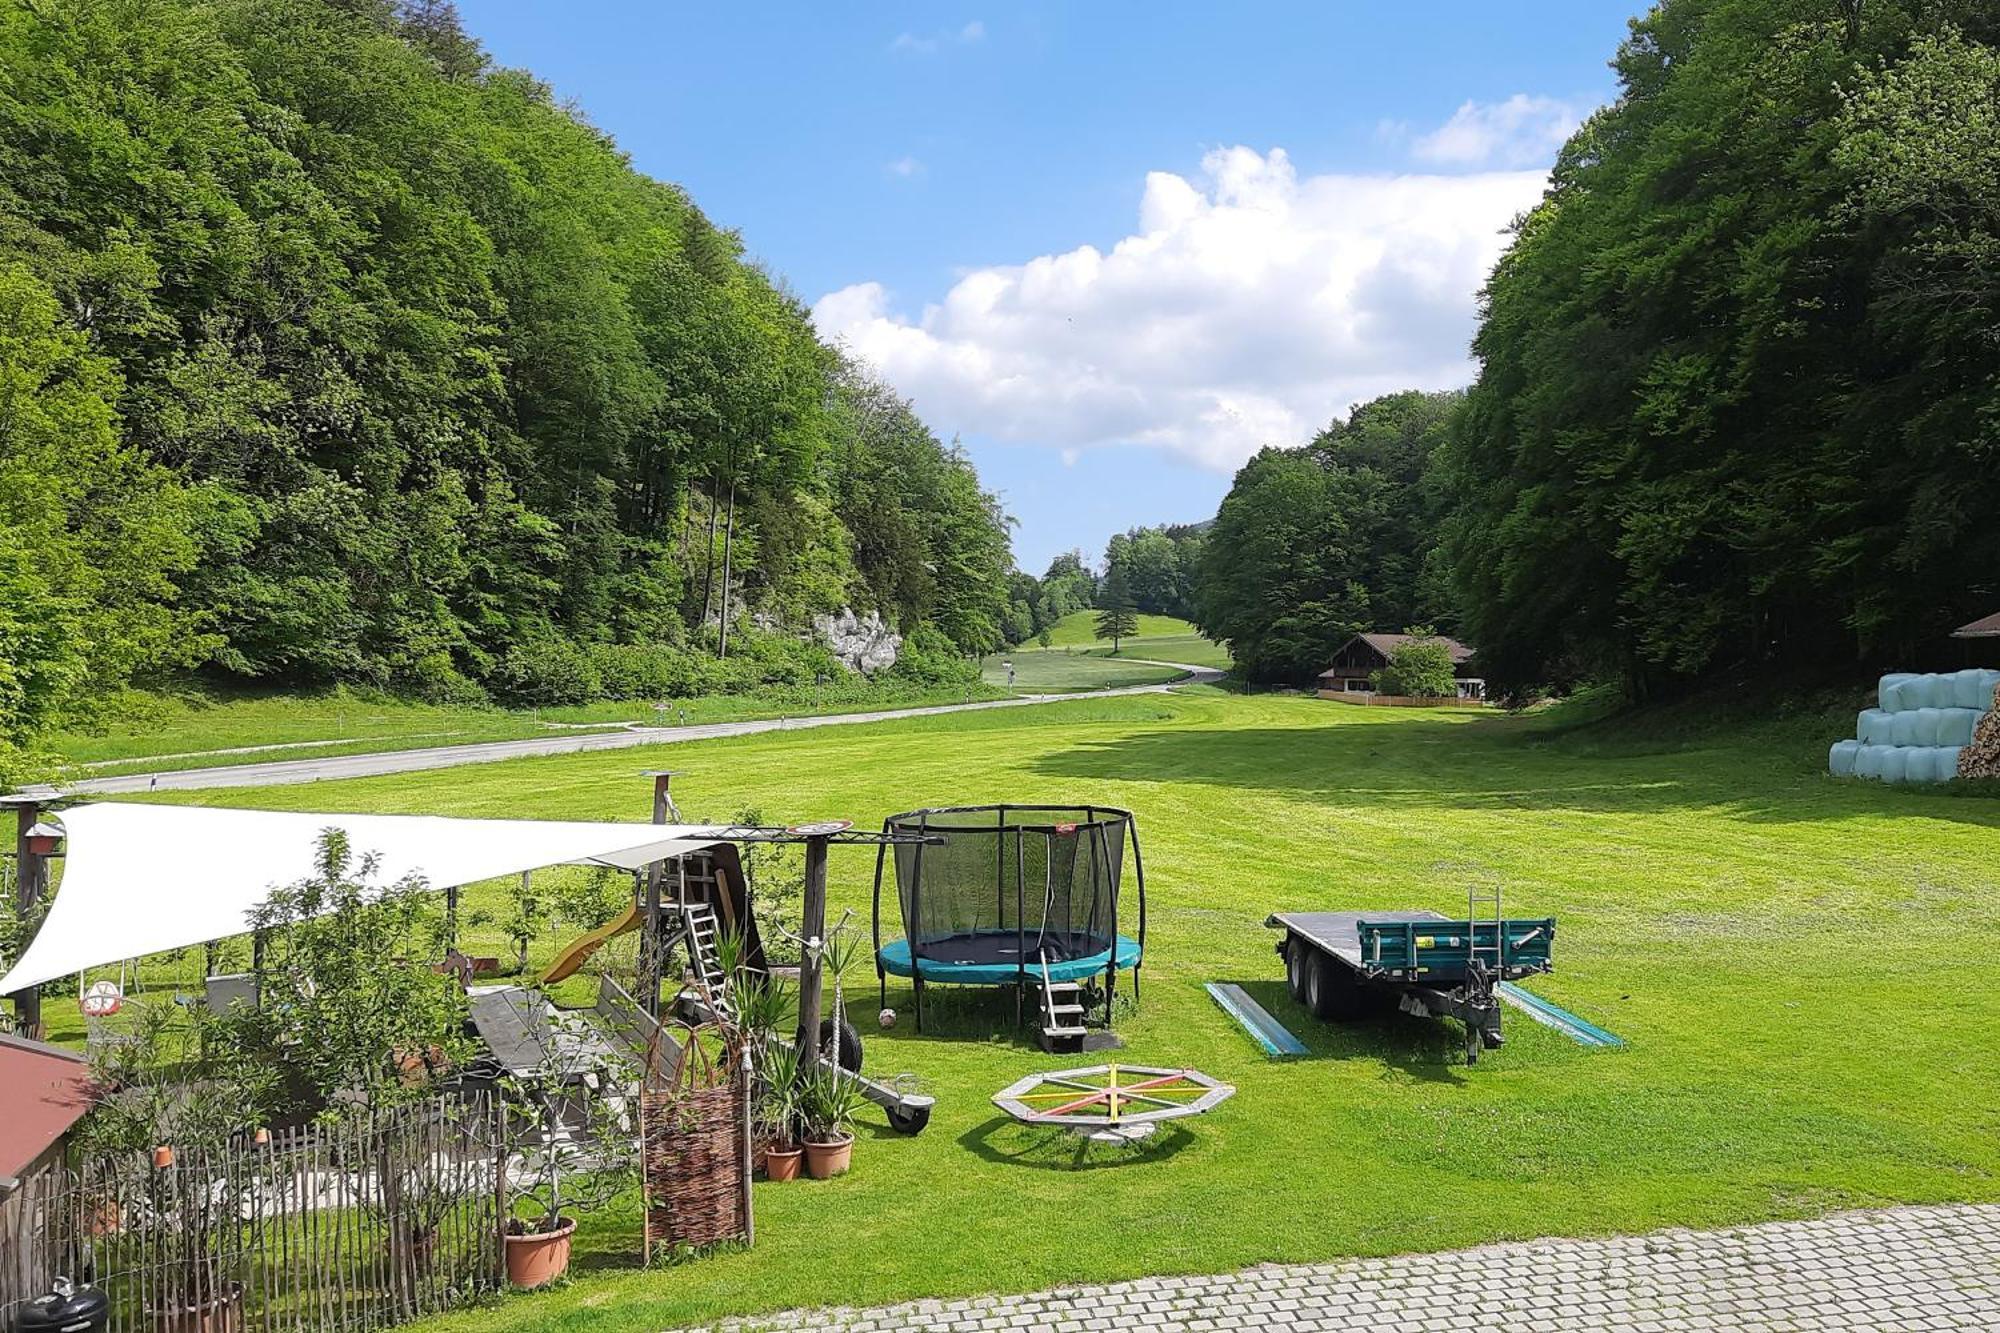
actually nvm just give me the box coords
[8,799,46,1039]
[635,771,681,1017]
[793,834,831,1066]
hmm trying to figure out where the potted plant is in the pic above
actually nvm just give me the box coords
[797,1064,863,1179]
[753,1039,804,1181]
[499,999,638,1288]
[75,1003,269,1333]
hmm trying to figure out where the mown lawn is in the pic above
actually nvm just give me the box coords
[60,687,2000,1330]
[983,612,1232,687]
[47,680,1009,778]
[978,649,1187,691]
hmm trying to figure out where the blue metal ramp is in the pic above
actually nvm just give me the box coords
[1206,982,1308,1058]
[1496,982,1623,1048]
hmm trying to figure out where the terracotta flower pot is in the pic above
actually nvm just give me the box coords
[803,1133,853,1180]
[764,1142,803,1182]
[503,1218,576,1289]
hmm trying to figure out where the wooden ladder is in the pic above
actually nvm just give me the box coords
[1037,955,1087,1052]
[680,901,737,1027]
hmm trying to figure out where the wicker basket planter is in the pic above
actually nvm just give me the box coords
[641,1024,753,1258]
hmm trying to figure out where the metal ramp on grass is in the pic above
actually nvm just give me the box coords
[1496,982,1624,1048]
[1205,982,1307,1057]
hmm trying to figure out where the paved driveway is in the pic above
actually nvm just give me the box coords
[673,1204,2000,1332]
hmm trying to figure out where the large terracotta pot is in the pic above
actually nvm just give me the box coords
[149,1282,243,1333]
[504,1217,576,1289]
[764,1142,803,1182]
[803,1133,853,1180]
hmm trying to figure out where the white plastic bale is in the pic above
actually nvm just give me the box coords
[1829,739,1861,777]
[1935,708,1980,747]
[1941,746,1963,781]
[1878,747,1911,783]
[1858,708,1895,745]
[1951,669,1987,710]
[1891,710,1926,747]
[1880,673,1919,711]
[1855,745,1888,780]
[1913,708,1946,746]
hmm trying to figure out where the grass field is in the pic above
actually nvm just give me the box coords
[981,613,1231,688]
[52,683,1999,1330]
[46,680,1009,779]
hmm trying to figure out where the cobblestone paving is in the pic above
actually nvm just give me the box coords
[674,1204,2000,1332]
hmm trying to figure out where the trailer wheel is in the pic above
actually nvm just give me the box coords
[1285,941,1310,1003]
[1302,954,1370,1023]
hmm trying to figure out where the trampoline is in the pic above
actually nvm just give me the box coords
[872,804,1147,1031]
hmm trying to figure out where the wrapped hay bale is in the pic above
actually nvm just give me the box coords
[1858,708,1897,745]
[1909,747,1959,784]
[1913,707,1947,746]
[1829,739,1861,777]
[1878,747,1911,783]
[1855,745,1888,780]
[1936,708,1982,748]
[1891,710,1927,747]
[1958,682,2000,780]
[1879,673,1920,710]
[1951,669,1992,710]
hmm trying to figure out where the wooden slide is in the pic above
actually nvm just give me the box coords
[540,902,644,985]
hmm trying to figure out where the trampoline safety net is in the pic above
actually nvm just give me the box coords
[884,806,1129,969]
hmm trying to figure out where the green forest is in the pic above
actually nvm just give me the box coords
[0,0,1018,783]
[1193,0,2000,694]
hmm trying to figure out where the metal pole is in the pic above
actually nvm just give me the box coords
[9,800,46,1038]
[794,834,831,1066]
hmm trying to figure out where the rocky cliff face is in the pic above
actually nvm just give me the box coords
[815,608,900,675]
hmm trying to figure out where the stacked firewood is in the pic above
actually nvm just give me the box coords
[1958,682,2000,780]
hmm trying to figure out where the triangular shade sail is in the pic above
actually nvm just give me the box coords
[0,803,732,994]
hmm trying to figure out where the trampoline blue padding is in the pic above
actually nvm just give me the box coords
[878,933,1141,985]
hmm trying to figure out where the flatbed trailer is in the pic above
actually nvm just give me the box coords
[1265,909,1555,1064]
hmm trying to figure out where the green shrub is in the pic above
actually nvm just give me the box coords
[491,637,602,706]
[891,623,979,689]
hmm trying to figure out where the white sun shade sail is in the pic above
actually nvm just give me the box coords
[0,803,735,994]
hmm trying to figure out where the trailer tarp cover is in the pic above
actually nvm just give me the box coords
[0,802,731,993]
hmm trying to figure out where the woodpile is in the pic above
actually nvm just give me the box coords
[1957,681,2000,780]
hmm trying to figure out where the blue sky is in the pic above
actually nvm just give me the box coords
[458,2,1639,574]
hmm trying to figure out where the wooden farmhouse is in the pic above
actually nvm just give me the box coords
[1316,632,1483,701]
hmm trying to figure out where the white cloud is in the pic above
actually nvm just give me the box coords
[889,20,985,55]
[812,146,1546,473]
[885,155,924,178]
[1411,94,1586,169]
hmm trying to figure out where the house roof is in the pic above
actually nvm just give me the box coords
[0,1033,96,1179]
[1319,633,1476,678]
[1952,612,2000,639]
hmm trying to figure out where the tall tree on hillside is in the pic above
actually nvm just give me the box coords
[1193,392,1458,682]
[1437,0,2000,696]
[1094,561,1139,653]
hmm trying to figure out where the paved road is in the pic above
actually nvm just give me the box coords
[58,666,1222,795]
[672,1203,2000,1332]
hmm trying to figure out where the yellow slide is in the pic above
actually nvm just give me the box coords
[540,902,644,985]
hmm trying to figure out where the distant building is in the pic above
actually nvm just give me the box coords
[1316,632,1483,700]
[1952,612,2000,640]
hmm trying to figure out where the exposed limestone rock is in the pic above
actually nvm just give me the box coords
[814,607,900,675]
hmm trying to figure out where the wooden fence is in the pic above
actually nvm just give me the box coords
[1,1093,506,1333]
